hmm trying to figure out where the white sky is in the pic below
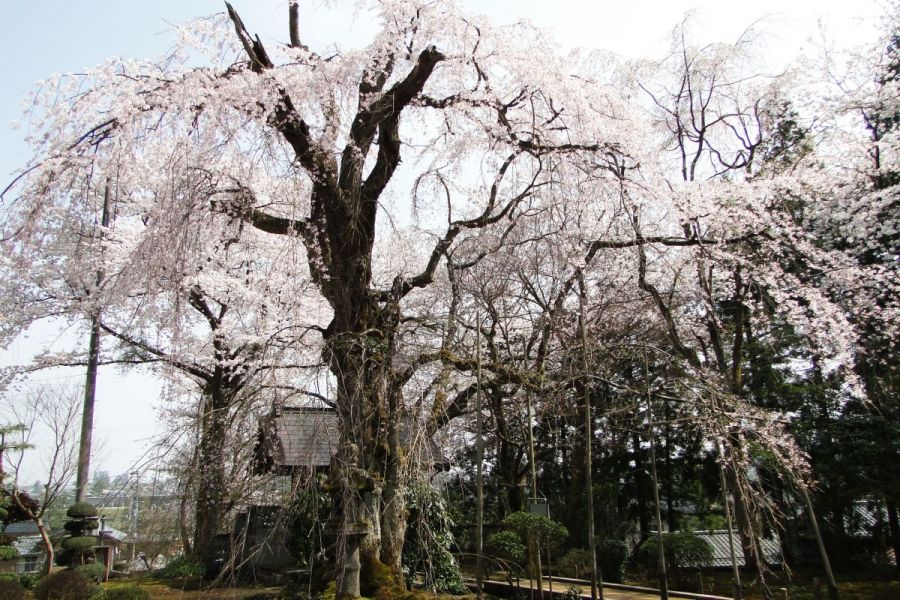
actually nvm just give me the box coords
[0,0,885,483]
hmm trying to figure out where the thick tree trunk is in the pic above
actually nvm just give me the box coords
[379,391,407,572]
[192,386,229,569]
[887,500,900,575]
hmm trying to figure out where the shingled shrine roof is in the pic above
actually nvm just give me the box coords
[254,405,449,474]
[254,406,338,473]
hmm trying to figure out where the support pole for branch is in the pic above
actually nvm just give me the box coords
[76,181,111,503]
[801,486,840,600]
[526,389,543,595]
[475,312,485,599]
[643,351,668,600]
[717,440,742,600]
[580,291,602,600]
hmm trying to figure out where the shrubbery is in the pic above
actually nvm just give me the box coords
[33,570,97,600]
[96,583,152,600]
[73,562,106,583]
[597,539,629,583]
[0,578,25,600]
[159,555,205,579]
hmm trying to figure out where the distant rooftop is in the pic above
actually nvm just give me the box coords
[693,530,782,568]
[4,521,39,536]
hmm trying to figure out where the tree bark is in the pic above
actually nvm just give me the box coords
[192,385,229,569]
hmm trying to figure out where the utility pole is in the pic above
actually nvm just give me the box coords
[75,181,112,503]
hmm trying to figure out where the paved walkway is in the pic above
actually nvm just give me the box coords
[474,576,731,600]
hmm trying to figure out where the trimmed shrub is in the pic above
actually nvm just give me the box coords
[96,584,151,600]
[61,536,98,552]
[66,503,99,519]
[33,570,98,600]
[0,578,25,600]
[73,562,105,583]
[488,530,526,566]
[0,545,18,560]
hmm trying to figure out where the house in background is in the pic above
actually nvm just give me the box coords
[1,521,49,575]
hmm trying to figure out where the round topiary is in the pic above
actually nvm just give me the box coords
[34,570,98,600]
[0,578,26,600]
[61,536,98,552]
[66,502,99,519]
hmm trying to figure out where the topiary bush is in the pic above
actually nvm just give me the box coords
[487,530,527,567]
[0,545,18,560]
[637,530,713,591]
[66,502,99,519]
[96,584,151,600]
[33,570,98,600]
[58,502,99,568]
[73,562,105,583]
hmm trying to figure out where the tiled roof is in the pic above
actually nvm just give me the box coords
[4,521,39,536]
[693,530,782,567]
[12,536,44,557]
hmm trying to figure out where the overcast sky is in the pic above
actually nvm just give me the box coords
[0,0,884,484]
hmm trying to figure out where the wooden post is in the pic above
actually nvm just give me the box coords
[644,351,668,600]
[475,312,485,599]
[75,180,112,503]
[717,440,742,600]
[802,487,839,600]
[580,291,602,600]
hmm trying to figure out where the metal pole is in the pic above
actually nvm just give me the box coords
[717,440,742,600]
[475,312,485,599]
[580,292,602,600]
[75,180,112,503]
[644,351,668,600]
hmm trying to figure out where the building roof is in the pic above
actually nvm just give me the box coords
[12,536,44,557]
[693,530,782,568]
[253,405,449,474]
[255,407,338,472]
[4,521,39,536]
[98,524,128,543]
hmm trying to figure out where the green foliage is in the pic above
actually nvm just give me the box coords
[61,536,98,552]
[73,562,105,583]
[0,544,19,560]
[17,573,41,589]
[637,530,713,573]
[487,530,526,566]
[0,578,25,600]
[159,555,205,579]
[500,511,568,546]
[95,584,151,600]
[33,570,98,600]
[556,548,593,579]
[65,503,98,519]
[597,539,628,584]
[400,481,466,594]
